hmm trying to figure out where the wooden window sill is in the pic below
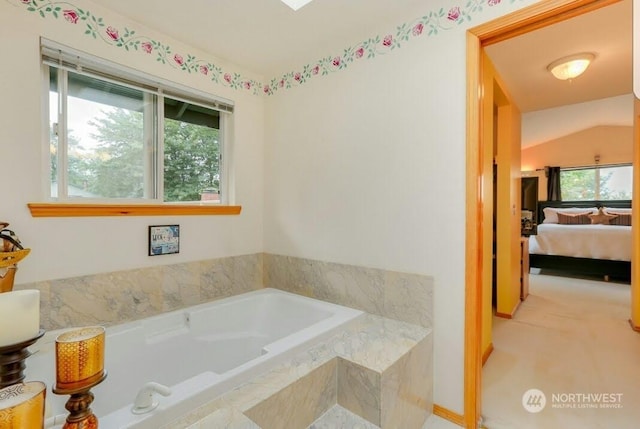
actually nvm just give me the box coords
[27,203,242,217]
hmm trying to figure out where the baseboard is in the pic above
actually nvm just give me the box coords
[433,404,465,427]
[629,319,640,333]
[495,300,521,319]
[482,342,494,366]
[494,311,512,319]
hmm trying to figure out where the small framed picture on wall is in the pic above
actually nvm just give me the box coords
[148,225,180,256]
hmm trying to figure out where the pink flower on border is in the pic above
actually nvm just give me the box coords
[20,0,29,4]
[279,79,285,88]
[488,0,501,5]
[312,65,320,75]
[200,65,209,75]
[141,42,153,54]
[412,23,424,36]
[447,6,461,21]
[332,56,341,67]
[224,73,232,83]
[355,47,364,59]
[263,85,270,94]
[174,54,184,66]
[294,72,302,82]
[244,81,252,90]
[63,10,79,24]
[382,35,393,47]
[106,26,119,41]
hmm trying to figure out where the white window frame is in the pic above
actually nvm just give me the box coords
[41,38,234,205]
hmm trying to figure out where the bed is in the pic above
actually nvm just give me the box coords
[528,200,632,282]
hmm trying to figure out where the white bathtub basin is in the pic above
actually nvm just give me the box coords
[25,288,363,428]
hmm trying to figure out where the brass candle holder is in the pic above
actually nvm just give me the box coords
[0,381,47,428]
[0,329,45,389]
[53,326,106,429]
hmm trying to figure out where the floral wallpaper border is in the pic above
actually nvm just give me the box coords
[10,0,520,96]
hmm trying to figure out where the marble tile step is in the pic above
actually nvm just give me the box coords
[166,314,432,429]
[308,405,381,429]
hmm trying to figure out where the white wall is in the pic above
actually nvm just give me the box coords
[0,0,264,283]
[264,0,538,414]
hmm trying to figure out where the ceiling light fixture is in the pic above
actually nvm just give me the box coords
[547,53,595,81]
[280,0,314,11]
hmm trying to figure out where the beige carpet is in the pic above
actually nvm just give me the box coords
[482,273,640,429]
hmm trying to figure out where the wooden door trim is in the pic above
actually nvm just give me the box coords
[464,0,621,427]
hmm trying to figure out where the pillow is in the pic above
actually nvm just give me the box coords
[542,207,598,224]
[608,213,632,226]
[557,212,592,225]
[603,207,632,215]
[588,207,618,225]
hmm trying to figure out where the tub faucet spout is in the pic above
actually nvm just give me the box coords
[131,382,172,414]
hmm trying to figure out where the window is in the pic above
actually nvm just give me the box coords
[43,39,232,204]
[560,164,633,201]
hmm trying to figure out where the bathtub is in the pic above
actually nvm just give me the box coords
[25,288,363,428]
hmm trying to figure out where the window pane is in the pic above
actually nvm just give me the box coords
[47,60,227,203]
[599,165,633,200]
[163,101,221,203]
[560,166,633,201]
[65,71,151,199]
[49,69,59,197]
[560,169,596,200]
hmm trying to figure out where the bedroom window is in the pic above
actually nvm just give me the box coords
[560,164,633,201]
[43,39,233,204]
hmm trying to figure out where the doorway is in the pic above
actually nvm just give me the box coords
[463,0,638,427]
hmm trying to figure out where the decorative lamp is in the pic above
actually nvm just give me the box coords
[547,53,595,81]
[0,290,44,388]
[53,327,107,429]
[0,381,46,428]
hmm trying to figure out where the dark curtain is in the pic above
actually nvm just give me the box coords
[545,166,561,201]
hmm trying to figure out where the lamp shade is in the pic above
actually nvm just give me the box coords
[0,381,46,428]
[547,53,595,80]
[55,326,105,391]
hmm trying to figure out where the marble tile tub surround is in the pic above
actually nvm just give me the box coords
[14,253,263,330]
[264,254,433,328]
[175,314,433,429]
[14,252,431,332]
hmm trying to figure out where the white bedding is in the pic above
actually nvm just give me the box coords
[529,223,632,261]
